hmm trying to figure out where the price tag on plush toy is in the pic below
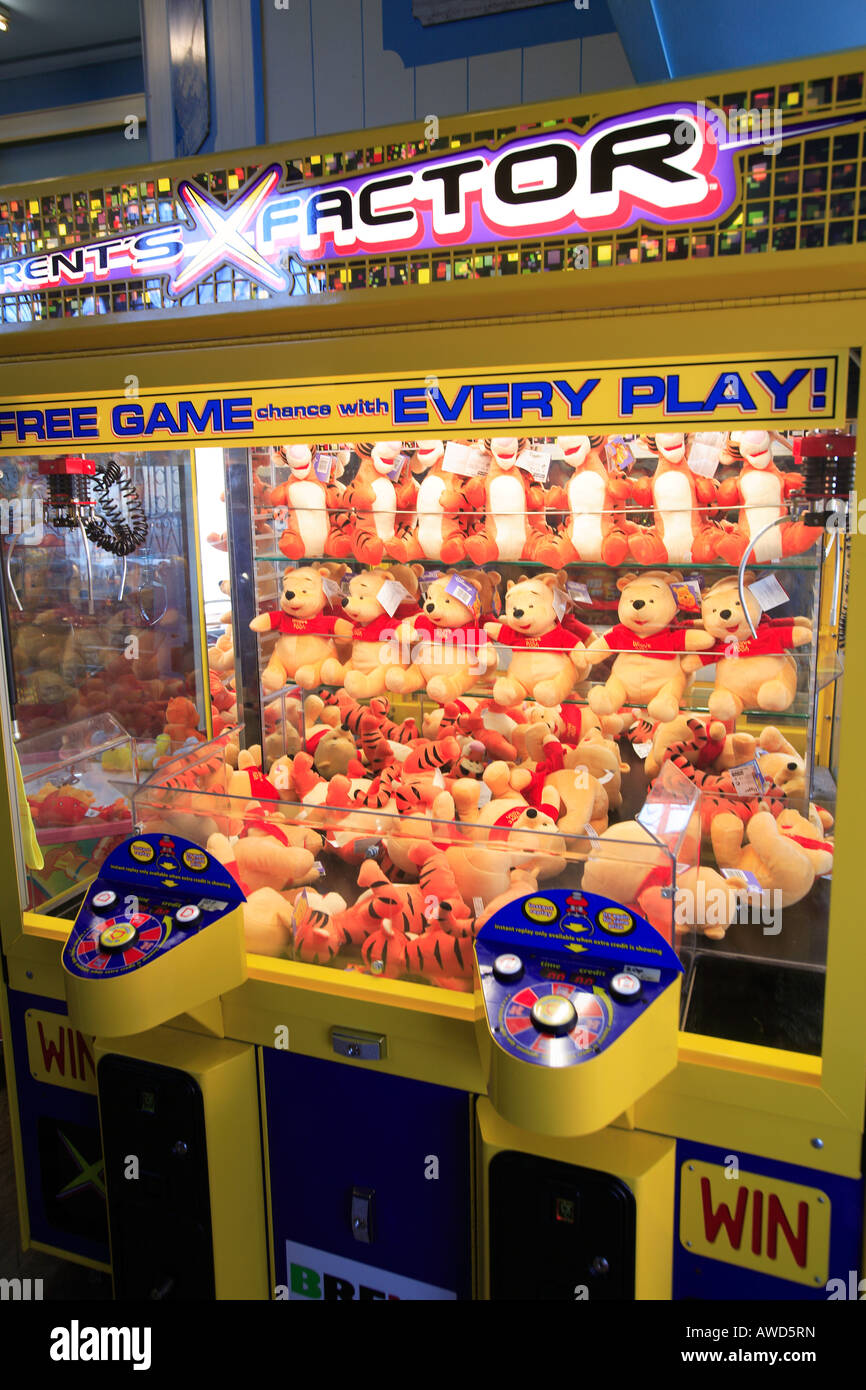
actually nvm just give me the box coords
[670,578,703,613]
[687,432,725,477]
[443,442,488,477]
[375,578,413,616]
[385,453,409,482]
[444,574,478,609]
[605,436,634,472]
[632,740,653,759]
[727,759,765,796]
[552,587,568,620]
[320,576,343,606]
[748,574,789,611]
[313,451,336,482]
[518,448,551,483]
[720,865,763,897]
[477,783,492,807]
[567,581,592,605]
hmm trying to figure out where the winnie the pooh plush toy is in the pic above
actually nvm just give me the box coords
[585,570,715,723]
[581,818,748,944]
[386,568,500,704]
[206,827,321,896]
[484,570,590,708]
[319,563,422,697]
[692,574,812,722]
[484,737,611,839]
[711,807,832,907]
[249,562,347,691]
[515,721,627,815]
[446,775,567,902]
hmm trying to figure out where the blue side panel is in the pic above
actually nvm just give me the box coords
[605,0,671,84]
[674,1138,863,1301]
[382,0,614,68]
[5,989,109,1265]
[263,1050,472,1298]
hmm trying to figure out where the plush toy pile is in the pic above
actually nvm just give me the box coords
[165,432,832,984]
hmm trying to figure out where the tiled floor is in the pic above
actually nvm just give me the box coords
[0,1048,111,1300]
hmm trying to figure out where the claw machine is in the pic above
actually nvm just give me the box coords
[0,49,864,1301]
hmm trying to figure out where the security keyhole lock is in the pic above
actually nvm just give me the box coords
[351,1187,375,1244]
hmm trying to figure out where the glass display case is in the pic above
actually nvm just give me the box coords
[113,425,847,1055]
[0,447,208,909]
[0,422,844,1046]
[17,711,138,909]
[134,735,704,990]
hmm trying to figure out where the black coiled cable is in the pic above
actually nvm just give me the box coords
[82,459,148,557]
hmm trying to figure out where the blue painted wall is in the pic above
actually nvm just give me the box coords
[0,57,144,118]
[653,0,866,78]
[0,127,146,185]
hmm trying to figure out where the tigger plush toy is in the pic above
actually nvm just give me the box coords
[267,445,352,560]
[713,430,824,563]
[548,434,634,565]
[464,438,565,566]
[292,843,475,987]
[342,441,417,565]
[400,440,474,563]
[627,433,720,565]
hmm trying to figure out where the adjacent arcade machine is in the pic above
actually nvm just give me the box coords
[0,50,864,1301]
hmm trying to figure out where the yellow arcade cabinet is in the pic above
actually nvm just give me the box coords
[0,49,864,1301]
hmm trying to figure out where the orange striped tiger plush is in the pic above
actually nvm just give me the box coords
[293,843,474,980]
[330,691,418,746]
[342,442,418,565]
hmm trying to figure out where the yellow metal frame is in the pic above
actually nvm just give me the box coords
[93,1029,269,1299]
[478,976,682,1139]
[64,905,247,1038]
[1,56,865,1279]
[189,449,214,741]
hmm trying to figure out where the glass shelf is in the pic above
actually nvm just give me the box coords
[255,676,822,724]
[251,552,822,573]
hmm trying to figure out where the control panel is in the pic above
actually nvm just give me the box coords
[62,833,247,1036]
[474,890,684,1137]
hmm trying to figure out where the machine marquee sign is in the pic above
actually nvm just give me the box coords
[0,104,861,301]
[0,356,842,453]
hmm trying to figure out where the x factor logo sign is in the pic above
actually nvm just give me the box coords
[0,102,862,303]
[172,164,286,295]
